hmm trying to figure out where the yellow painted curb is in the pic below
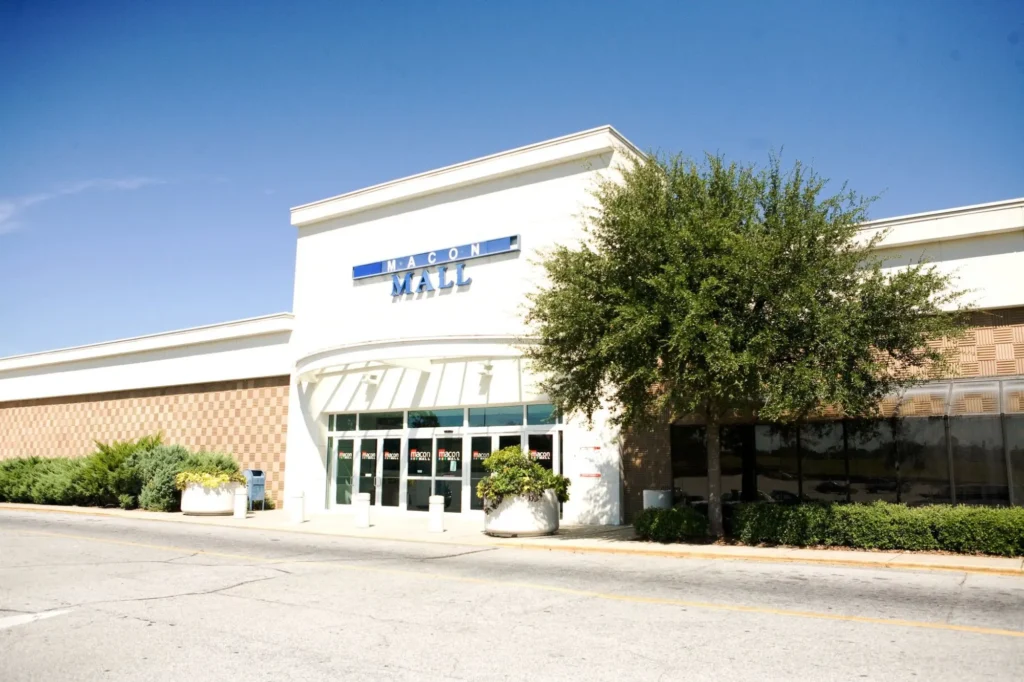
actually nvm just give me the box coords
[501,541,1024,578]
[3,503,1022,578]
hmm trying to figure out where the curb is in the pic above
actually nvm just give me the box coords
[500,541,1024,578]
[3,503,1022,578]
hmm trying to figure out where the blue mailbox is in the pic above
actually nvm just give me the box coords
[243,469,266,511]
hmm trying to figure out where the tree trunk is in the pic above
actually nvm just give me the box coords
[706,415,724,538]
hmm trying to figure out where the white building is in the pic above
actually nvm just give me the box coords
[2,126,1023,520]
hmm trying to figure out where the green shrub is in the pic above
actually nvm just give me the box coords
[0,458,43,502]
[128,445,191,512]
[730,501,1024,557]
[78,434,164,506]
[0,438,249,514]
[29,459,88,505]
[0,457,87,505]
[633,507,709,543]
[181,451,242,477]
[475,446,570,512]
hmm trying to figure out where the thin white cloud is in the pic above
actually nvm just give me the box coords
[0,177,165,234]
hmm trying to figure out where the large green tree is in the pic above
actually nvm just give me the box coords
[525,153,965,536]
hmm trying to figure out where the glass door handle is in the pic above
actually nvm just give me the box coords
[374,476,381,487]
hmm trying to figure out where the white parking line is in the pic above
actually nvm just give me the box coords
[0,609,71,631]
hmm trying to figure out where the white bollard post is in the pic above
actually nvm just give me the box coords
[287,491,306,524]
[428,495,445,533]
[233,486,248,519]
[354,492,371,528]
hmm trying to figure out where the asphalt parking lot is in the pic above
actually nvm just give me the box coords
[2,510,1022,681]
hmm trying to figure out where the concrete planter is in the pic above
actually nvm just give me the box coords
[181,481,241,516]
[483,489,559,537]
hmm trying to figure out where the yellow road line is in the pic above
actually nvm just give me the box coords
[8,528,1024,639]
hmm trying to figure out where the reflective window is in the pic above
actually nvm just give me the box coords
[526,404,559,425]
[846,420,897,503]
[435,437,463,478]
[1006,415,1024,506]
[498,434,521,451]
[469,406,524,427]
[407,479,432,512]
[528,434,554,471]
[720,425,756,503]
[435,479,462,513]
[896,418,951,505]
[358,412,404,430]
[670,426,706,505]
[409,409,464,428]
[407,438,432,477]
[800,422,847,502]
[950,416,1008,505]
[330,414,357,432]
[755,425,800,504]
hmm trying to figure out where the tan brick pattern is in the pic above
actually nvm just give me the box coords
[620,422,671,522]
[0,377,289,503]
[962,308,1024,378]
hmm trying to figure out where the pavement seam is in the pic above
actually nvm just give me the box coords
[2,505,1022,578]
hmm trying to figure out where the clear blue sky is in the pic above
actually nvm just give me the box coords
[2,0,1022,357]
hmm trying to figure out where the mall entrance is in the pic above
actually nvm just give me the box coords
[325,405,562,516]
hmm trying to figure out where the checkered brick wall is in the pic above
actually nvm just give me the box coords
[0,376,289,503]
[957,308,1024,378]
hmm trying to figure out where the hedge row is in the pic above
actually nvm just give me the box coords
[633,506,710,543]
[0,435,245,512]
[634,502,1024,557]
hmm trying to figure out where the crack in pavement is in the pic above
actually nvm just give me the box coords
[57,574,282,610]
[419,547,498,561]
[945,573,970,624]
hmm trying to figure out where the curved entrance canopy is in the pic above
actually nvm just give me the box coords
[294,335,533,383]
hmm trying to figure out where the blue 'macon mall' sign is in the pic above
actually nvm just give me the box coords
[351,235,519,280]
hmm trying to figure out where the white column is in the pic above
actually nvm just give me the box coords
[428,495,445,532]
[354,492,371,528]
[233,486,248,519]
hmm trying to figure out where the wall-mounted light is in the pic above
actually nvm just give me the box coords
[362,373,380,387]
[479,362,494,378]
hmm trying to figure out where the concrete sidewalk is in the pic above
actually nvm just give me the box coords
[3,502,1022,577]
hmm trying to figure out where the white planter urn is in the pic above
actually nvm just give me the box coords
[181,482,241,516]
[483,489,560,537]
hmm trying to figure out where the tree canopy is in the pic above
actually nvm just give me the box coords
[525,153,966,535]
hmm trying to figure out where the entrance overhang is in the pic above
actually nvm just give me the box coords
[294,335,536,384]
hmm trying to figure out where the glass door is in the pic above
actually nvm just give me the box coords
[335,438,356,505]
[527,433,555,471]
[380,438,401,507]
[470,436,492,511]
[407,437,433,511]
[435,436,464,513]
[358,438,379,504]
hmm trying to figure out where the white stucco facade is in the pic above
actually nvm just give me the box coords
[863,197,1024,311]
[283,127,639,524]
[1,125,1022,524]
[0,314,294,402]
